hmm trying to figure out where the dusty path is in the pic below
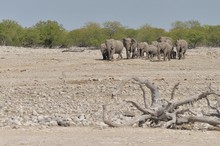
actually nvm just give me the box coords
[1,127,220,146]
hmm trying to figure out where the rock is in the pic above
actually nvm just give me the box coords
[49,120,58,126]
[23,121,36,126]
[37,115,44,121]
[57,120,70,127]
[78,114,86,121]
[95,121,108,128]
[71,116,81,124]
[32,110,38,116]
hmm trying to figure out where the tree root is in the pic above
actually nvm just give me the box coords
[103,77,220,130]
[171,82,180,100]
[102,105,151,127]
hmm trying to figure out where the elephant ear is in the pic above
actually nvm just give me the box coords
[122,38,129,46]
[131,38,137,44]
[122,38,126,43]
[122,38,127,42]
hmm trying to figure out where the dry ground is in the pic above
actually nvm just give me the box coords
[1,127,220,146]
[0,46,220,145]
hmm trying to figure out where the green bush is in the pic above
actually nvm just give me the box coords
[0,19,220,48]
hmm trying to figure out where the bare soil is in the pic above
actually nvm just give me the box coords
[0,46,220,146]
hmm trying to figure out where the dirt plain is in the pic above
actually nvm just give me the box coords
[0,46,220,146]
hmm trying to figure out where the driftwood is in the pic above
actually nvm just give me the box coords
[103,77,220,129]
[62,48,85,52]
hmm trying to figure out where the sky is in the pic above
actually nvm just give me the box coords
[0,0,220,31]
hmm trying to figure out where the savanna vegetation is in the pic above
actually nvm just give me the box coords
[0,19,220,48]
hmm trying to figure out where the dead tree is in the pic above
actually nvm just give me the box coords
[103,77,220,129]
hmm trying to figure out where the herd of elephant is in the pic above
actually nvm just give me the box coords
[100,37,188,61]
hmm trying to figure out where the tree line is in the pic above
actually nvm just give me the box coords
[0,19,220,48]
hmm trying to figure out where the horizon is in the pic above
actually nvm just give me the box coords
[1,18,219,32]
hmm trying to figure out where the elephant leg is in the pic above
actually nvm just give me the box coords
[149,54,153,61]
[146,52,150,60]
[180,52,183,60]
[119,53,123,59]
[138,49,142,58]
[164,53,166,61]
[128,52,131,59]
[102,54,106,60]
[163,50,166,61]
[110,52,114,60]
[140,50,144,57]
[178,52,181,60]
[168,52,171,61]
[157,53,161,61]
[107,49,111,60]
[103,51,108,60]
[131,53,135,59]
[183,51,186,59]
[126,50,130,59]
[117,53,123,59]
[173,52,176,59]
[109,48,115,60]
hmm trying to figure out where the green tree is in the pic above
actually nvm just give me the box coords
[168,28,188,42]
[124,28,138,38]
[171,21,188,29]
[68,29,86,47]
[83,22,106,46]
[0,19,23,46]
[187,29,205,48]
[136,24,166,43]
[103,21,126,39]
[171,20,201,29]
[170,20,204,47]
[204,25,220,47]
[185,20,201,28]
[21,27,40,47]
[67,22,106,47]
[33,20,66,48]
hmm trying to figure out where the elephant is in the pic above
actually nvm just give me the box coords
[100,43,108,60]
[105,39,124,61]
[122,38,138,59]
[137,42,149,58]
[157,36,177,60]
[152,41,159,47]
[176,39,188,59]
[157,36,173,46]
[156,42,172,61]
[148,45,158,60]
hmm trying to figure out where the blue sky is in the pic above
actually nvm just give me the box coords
[0,0,220,31]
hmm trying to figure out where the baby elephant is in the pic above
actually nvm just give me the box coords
[137,42,149,58]
[176,39,188,59]
[148,45,158,60]
[100,43,108,60]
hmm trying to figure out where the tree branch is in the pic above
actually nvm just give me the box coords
[205,98,220,114]
[112,79,130,97]
[138,83,148,108]
[126,101,156,116]
[177,116,220,126]
[132,77,160,106]
[171,82,180,100]
[168,92,220,112]
[104,76,220,130]
[102,105,151,127]
[112,77,160,107]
